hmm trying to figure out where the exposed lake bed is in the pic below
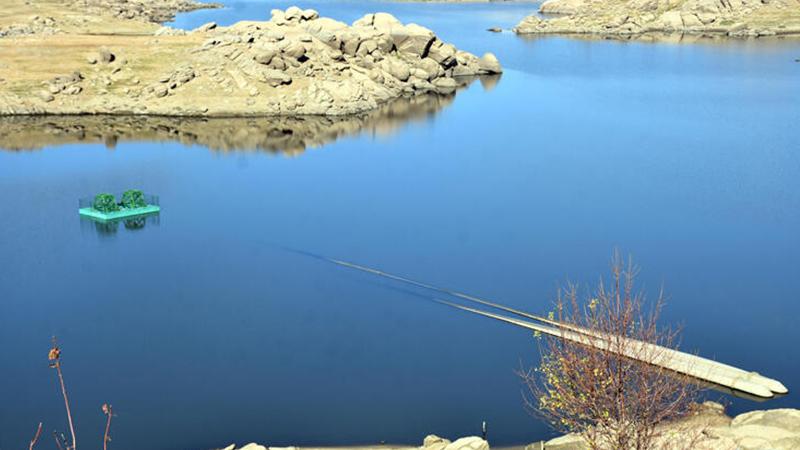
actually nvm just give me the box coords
[1,1,799,449]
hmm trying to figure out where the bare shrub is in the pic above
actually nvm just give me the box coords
[520,253,700,450]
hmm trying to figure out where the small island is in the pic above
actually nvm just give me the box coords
[79,189,160,221]
[514,0,800,38]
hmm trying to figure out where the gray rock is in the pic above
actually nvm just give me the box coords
[428,42,456,66]
[384,58,410,81]
[98,48,115,64]
[392,24,435,56]
[478,52,502,74]
[254,47,277,65]
[423,435,451,448]
[238,444,267,450]
[284,6,303,22]
[539,0,586,15]
[283,42,307,59]
[443,437,489,450]
[194,22,217,33]
[301,9,319,21]
[38,91,54,102]
[434,76,458,93]
[263,69,292,87]
[373,12,403,29]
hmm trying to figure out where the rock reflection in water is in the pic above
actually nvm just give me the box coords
[0,79,498,154]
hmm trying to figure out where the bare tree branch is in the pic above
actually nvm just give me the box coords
[49,337,77,450]
[28,422,42,450]
[102,403,113,450]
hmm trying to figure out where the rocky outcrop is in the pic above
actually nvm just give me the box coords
[214,436,491,450]
[0,5,501,117]
[0,15,59,38]
[514,0,800,38]
[539,0,585,15]
[68,0,221,24]
[542,403,800,449]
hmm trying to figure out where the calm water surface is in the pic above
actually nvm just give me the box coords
[1,1,799,449]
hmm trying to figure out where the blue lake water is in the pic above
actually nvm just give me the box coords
[1,1,799,449]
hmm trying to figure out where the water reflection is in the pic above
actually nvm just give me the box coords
[0,77,500,154]
[80,213,160,237]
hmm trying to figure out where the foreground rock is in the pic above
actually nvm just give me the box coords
[0,1,501,116]
[515,0,800,39]
[543,402,800,449]
[207,408,800,450]
[215,436,490,450]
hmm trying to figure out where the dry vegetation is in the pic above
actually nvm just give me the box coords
[25,338,116,450]
[520,255,701,450]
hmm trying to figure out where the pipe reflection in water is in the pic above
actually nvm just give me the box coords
[0,75,500,154]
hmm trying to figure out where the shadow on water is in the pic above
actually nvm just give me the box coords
[0,75,500,154]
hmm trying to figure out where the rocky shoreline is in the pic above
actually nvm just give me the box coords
[68,0,222,24]
[514,0,800,39]
[0,0,501,117]
[212,404,800,450]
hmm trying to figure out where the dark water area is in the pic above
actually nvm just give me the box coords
[1,1,799,449]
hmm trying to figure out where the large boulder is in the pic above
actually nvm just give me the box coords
[253,44,278,64]
[392,23,435,56]
[383,58,411,81]
[284,6,303,22]
[478,53,502,74]
[238,445,267,450]
[373,12,404,29]
[442,437,489,450]
[428,41,457,66]
[303,17,348,47]
[423,434,451,450]
[263,69,292,87]
[712,409,800,449]
[658,11,684,30]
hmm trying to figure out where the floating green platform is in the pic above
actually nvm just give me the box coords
[79,204,160,221]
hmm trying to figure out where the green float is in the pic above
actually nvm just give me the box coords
[79,190,160,221]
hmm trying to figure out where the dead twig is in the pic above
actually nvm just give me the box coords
[28,422,42,450]
[102,404,113,450]
[53,431,66,450]
[49,337,77,450]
